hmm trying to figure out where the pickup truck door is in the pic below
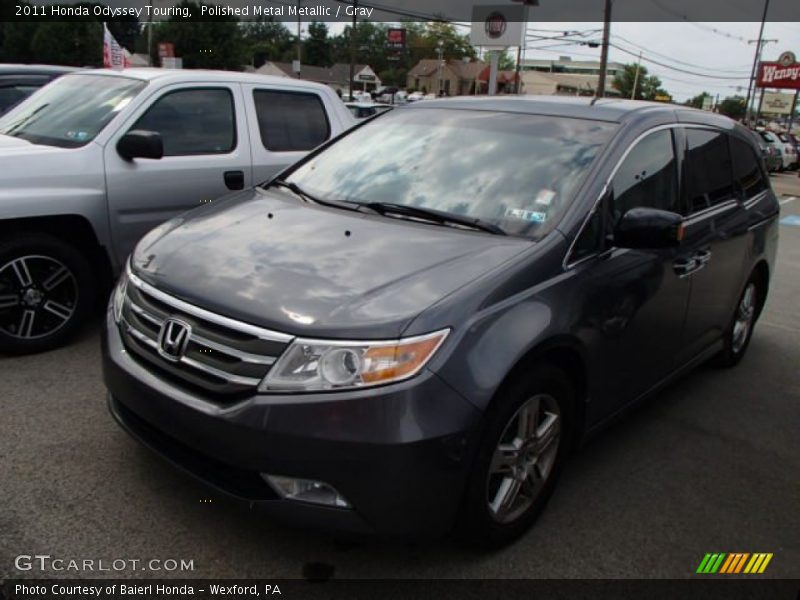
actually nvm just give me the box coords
[240,84,335,185]
[104,82,252,265]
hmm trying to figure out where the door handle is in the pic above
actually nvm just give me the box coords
[224,170,245,190]
[673,258,697,278]
[694,249,711,266]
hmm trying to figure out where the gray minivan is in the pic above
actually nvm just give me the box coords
[103,97,779,545]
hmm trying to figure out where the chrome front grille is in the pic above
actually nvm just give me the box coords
[119,272,292,397]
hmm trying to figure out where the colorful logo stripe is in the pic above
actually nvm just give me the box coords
[696,553,773,574]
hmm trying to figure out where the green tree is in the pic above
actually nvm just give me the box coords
[717,95,746,120]
[31,20,103,66]
[304,21,331,67]
[685,91,712,109]
[241,17,294,67]
[497,51,516,71]
[612,63,669,100]
[1,2,139,65]
[153,0,247,70]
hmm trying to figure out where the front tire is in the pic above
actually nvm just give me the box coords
[0,234,95,355]
[458,363,574,547]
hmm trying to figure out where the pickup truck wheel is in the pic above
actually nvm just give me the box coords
[457,363,574,547]
[0,234,95,355]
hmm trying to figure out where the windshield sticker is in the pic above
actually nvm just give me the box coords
[505,208,547,223]
[535,189,556,206]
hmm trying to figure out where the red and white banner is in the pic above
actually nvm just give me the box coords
[756,51,800,90]
[103,23,130,70]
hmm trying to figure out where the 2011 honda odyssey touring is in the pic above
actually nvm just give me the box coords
[103,97,779,545]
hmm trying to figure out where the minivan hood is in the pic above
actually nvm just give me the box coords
[132,189,530,338]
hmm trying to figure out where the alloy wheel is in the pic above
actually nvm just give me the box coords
[486,393,561,524]
[731,282,756,354]
[0,255,78,340]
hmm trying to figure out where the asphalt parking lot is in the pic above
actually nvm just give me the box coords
[1,173,799,581]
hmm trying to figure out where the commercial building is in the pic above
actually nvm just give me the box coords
[407,58,486,96]
[250,62,382,94]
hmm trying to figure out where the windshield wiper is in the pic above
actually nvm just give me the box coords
[2,103,49,136]
[363,202,507,235]
[270,179,366,213]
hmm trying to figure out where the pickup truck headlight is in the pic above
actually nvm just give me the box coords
[111,267,129,324]
[259,329,449,392]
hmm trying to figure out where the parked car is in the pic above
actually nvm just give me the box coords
[751,130,782,173]
[407,91,426,102]
[759,130,793,171]
[344,101,391,119]
[776,132,798,169]
[0,64,76,115]
[104,97,778,545]
[0,68,355,354]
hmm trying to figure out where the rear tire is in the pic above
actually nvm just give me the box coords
[457,363,574,547]
[0,234,95,355]
[712,274,762,368]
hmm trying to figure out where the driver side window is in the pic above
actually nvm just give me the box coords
[130,88,236,157]
[611,129,679,225]
[570,129,680,264]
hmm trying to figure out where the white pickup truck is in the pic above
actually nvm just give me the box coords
[0,68,356,354]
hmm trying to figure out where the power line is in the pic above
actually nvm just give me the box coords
[611,34,752,74]
[647,0,749,43]
[609,43,752,80]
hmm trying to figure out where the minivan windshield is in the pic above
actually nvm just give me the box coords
[284,108,617,239]
[0,74,146,148]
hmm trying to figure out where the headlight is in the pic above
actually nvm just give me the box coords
[111,266,129,323]
[259,329,450,392]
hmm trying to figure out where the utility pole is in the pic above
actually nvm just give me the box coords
[746,38,778,124]
[743,0,772,125]
[511,0,538,94]
[596,0,612,99]
[349,0,357,101]
[631,51,642,99]
[437,41,444,95]
[295,0,302,78]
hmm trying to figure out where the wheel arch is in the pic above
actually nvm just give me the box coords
[490,335,589,451]
[0,215,114,292]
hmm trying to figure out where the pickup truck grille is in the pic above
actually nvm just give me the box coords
[119,272,293,397]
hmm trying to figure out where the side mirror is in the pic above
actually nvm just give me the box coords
[614,207,684,249]
[117,130,163,161]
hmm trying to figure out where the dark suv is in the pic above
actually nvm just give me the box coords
[103,97,779,545]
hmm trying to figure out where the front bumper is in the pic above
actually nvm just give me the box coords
[102,310,481,538]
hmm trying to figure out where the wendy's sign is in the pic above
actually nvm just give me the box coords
[757,51,800,90]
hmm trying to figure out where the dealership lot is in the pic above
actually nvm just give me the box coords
[1,173,799,580]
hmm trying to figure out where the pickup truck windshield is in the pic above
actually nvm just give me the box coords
[285,108,617,239]
[0,74,146,148]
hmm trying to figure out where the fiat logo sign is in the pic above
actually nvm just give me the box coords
[485,12,507,39]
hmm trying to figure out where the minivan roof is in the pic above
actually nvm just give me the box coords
[405,95,705,124]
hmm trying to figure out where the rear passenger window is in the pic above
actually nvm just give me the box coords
[253,90,330,152]
[132,88,236,156]
[684,129,735,213]
[730,136,767,200]
[612,129,679,222]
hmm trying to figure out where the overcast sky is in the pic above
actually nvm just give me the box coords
[524,22,800,102]
[320,20,798,103]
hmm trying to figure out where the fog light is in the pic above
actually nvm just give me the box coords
[261,474,351,508]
